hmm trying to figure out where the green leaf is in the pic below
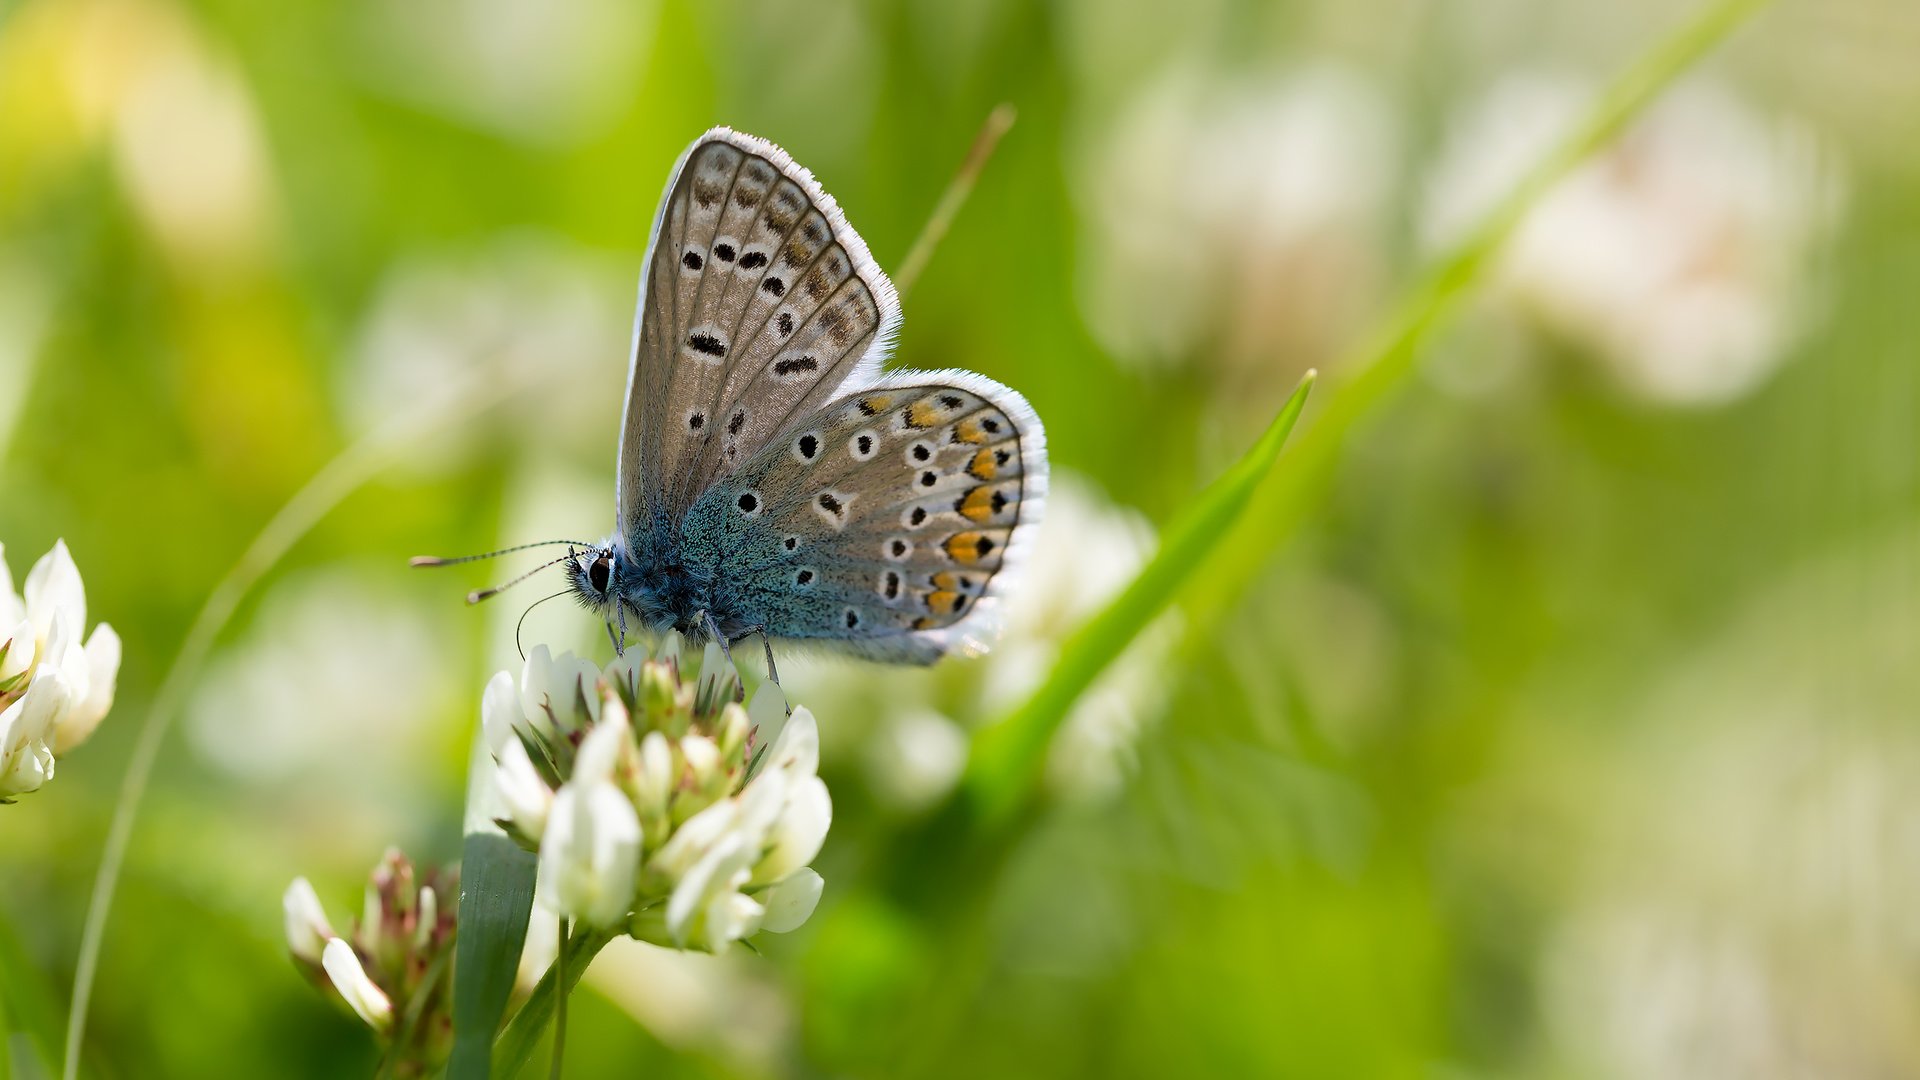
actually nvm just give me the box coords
[962,371,1318,825]
[449,836,536,1080]
[449,729,538,1080]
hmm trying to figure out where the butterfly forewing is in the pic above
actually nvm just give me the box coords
[618,129,900,554]
[687,375,1048,663]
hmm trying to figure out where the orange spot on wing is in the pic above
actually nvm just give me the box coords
[966,448,998,480]
[943,531,1002,565]
[906,398,944,428]
[951,417,989,444]
[954,486,1012,524]
[857,395,893,417]
[925,590,964,616]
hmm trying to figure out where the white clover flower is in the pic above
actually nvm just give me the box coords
[0,540,121,800]
[486,636,832,953]
[1422,73,1844,406]
[0,671,66,799]
[493,736,554,840]
[538,705,643,928]
[758,868,825,934]
[322,938,394,1032]
[286,851,457,1072]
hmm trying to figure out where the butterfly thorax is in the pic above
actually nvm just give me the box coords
[574,533,738,641]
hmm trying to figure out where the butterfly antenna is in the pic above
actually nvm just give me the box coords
[516,588,571,661]
[467,552,578,605]
[410,540,597,568]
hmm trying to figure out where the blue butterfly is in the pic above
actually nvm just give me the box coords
[548,129,1046,669]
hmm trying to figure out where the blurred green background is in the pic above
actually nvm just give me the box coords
[3,0,1917,1076]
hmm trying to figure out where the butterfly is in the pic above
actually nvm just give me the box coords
[554,128,1046,669]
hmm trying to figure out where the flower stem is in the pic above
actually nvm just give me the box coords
[549,918,570,1080]
[60,370,530,1080]
[493,929,610,1079]
[894,103,1016,298]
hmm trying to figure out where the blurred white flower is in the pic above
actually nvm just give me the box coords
[997,476,1174,803]
[356,0,654,144]
[1422,73,1845,406]
[582,936,793,1072]
[0,0,275,278]
[864,709,967,812]
[0,539,121,800]
[282,877,335,966]
[1074,63,1396,375]
[985,474,1159,711]
[186,569,454,800]
[109,21,274,275]
[1482,528,1920,1077]
[489,637,832,953]
[343,238,630,469]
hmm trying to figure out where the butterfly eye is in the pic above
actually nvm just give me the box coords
[588,555,612,593]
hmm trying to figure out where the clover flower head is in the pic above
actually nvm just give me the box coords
[483,634,830,953]
[0,540,121,801]
[284,850,457,1076]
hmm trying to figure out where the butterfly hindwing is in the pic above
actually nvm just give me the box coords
[684,373,1048,663]
[618,129,900,559]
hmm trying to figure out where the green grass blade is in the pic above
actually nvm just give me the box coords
[962,372,1318,824]
[448,717,538,1080]
[1189,0,1773,625]
[60,371,529,1080]
[448,834,537,1080]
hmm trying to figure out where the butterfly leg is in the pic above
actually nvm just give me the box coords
[721,625,779,685]
[701,610,733,666]
[752,629,781,687]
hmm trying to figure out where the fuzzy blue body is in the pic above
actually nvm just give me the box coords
[575,488,815,646]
